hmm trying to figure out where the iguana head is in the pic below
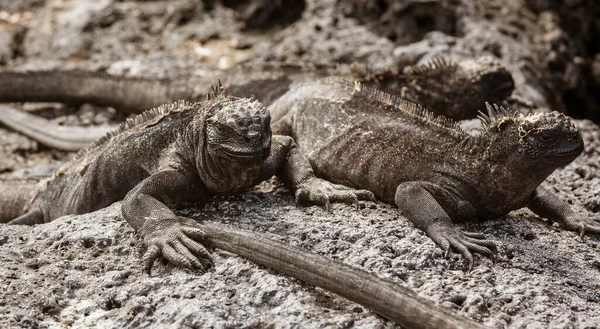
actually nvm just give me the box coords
[193,82,271,193]
[402,57,514,120]
[481,103,583,176]
[205,97,271,164]
[515,111,583,164]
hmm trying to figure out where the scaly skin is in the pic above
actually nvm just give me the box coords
[2,84,374,268]
[198,222,488,329]
[0,57,514,151]
[269,77,597,269]
[0,84,484,329]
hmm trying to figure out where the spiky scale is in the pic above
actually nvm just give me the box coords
[353,80,466,137]
[0,57,514,150]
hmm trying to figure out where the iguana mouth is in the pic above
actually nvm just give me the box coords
[219,146,263,158]
[552,144,583,158]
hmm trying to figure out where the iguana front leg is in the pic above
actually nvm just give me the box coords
[122,170,213,273]
[528,185,600,237]
[395,182,497,270]
[268,135,375,210]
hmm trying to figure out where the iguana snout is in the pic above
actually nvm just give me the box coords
[518,111,583,163]
[207,97,271,162]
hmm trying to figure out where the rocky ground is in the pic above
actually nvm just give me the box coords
[0,0,599,328]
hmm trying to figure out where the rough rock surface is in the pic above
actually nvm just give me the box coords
[0,1,599,328]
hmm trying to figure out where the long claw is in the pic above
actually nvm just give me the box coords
[354,197,360,211]
[180,234,213,264]
[462,251,474,272]
[560,214,600,237]
[162,244,193,269]
[463,239,496,259]
[428,224,496,270]
[143,245,161,274]
[450,239,474,271]
[181,226,209,243]
[440,238,450,258]
[141,218,215,273]
[356,190,376,202]
[295,178,376,211]
[172,241,206,272]
[463,232,486,239]
[199,257,214,270]
[464,237,498,254]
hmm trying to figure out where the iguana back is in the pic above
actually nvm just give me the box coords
[20,101,213,221]
[0,57,514,151]
[274,78,483,208]
[270,77,594,269]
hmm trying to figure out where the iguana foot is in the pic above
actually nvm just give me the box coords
[294,177,376,211]
[559,214,600,239]
[427,224,497,271]
[141,217,213,274]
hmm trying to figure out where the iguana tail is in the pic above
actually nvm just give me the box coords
[0,70,193,114]
[0,179,40,223]
[0,105,115,151]
[201,222,488,329]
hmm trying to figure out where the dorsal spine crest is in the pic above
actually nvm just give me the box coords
[72,99,195,161]
[478,102,519,131]
[75,80,230,161]
[353,81,467,138]
[402,57,457,76]
[206,79,227,100]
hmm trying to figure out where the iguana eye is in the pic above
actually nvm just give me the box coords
[212,123,224,134]
[539,133,555,142]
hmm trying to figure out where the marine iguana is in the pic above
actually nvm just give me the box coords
[0,57,513,151]
[269,77,598,269]
[1,82,375,261]
[0,84,485,329]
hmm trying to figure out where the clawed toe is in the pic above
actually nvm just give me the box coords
[429,225,497,271]
[563,215,600,239]
[143,223,213,274]
[447,238,474,270]
[295,180,376,211]
[143,245,161,274]
[463,232,486,239]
